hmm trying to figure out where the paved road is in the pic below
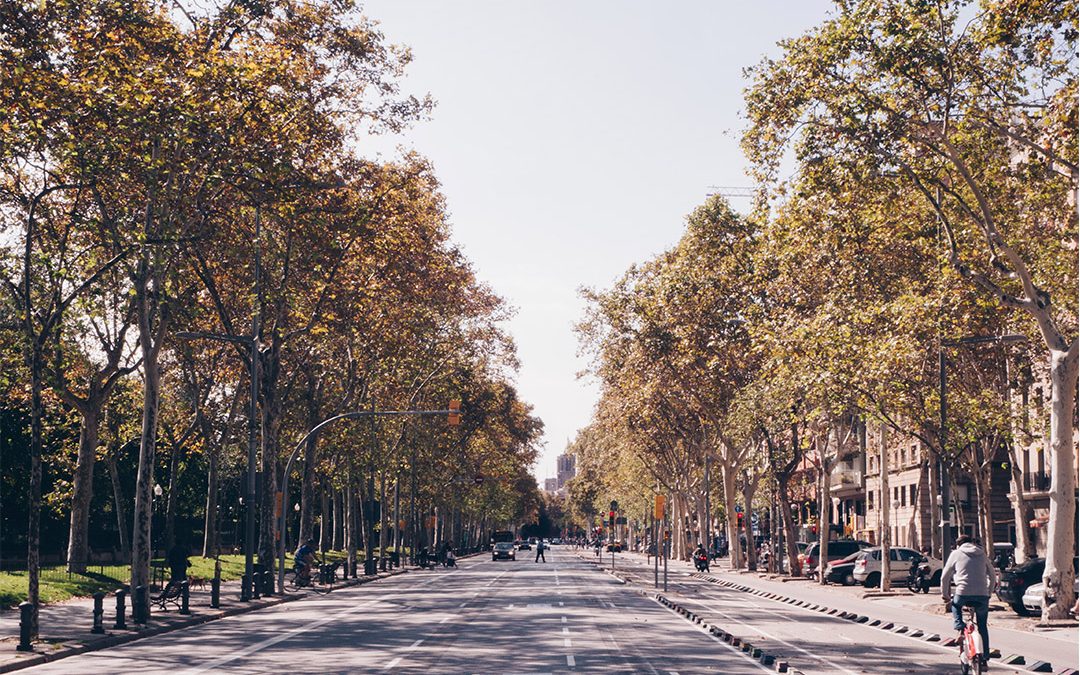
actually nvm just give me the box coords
[22,547,769,673]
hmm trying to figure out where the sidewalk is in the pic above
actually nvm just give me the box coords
[609,551,1079,674]
[0,564,414,673]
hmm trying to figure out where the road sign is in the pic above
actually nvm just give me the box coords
[654,494,665,520]
[615,516,627,525]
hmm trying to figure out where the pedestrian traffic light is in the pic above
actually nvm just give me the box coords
[448,399,461,426]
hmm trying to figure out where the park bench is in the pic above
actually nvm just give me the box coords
[152,579,183,611]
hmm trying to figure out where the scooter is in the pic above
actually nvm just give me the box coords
[694,552,710,572]
[906,557,931,593]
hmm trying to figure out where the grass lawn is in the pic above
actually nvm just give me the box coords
[0,549,392,609]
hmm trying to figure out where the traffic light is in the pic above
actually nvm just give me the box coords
[608,510,616,527]
[737,512,744,530]
[448,399,461,426]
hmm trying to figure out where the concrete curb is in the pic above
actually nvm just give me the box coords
[0,567,413,674]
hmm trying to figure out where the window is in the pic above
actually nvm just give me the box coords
[909,484,916,507]
[900,485,907,507]
[868,490,874,510]
[893,486,899,503]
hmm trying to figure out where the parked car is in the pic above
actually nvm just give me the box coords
[492,542,516,561]
[999,557,1078,616]
[853,547,943,587]
[801,540,873,574]
[517,541,531,551]
[824,551,865,586]
[1021,578,1080,616]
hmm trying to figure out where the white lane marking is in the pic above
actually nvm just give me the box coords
[459,602,467,607]
[567,655,576,667]
[564,637,572,647]
[562,627,569,634]
[561,616,567,623]
[680,596,862,675]
[439,617,450,624]
[669,671,680,675]
[559,601,564,606]
[409,639,424,649]
[383,657,402,670]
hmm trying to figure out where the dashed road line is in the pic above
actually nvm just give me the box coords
[566,654,576,667]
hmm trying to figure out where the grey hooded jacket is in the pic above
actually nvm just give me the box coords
[940,543,998,598]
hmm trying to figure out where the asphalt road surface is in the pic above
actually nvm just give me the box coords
[22,546,772,673]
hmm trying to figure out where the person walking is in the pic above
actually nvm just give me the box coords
[534,539,546,563]
[941,535,998,664]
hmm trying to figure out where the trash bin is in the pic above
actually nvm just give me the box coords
[389,551,400,568]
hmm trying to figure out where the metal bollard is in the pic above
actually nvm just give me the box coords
[92,592,105,633]
[240,574,250,602]
[17,602,33,651]
[262,570,273,596]
[251,573,261,600]
[210,571,220,609]
[114,588,128,629]
[179,581,190,615]
[133,585,147,624]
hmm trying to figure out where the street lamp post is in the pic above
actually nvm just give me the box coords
[938,334,1026,561]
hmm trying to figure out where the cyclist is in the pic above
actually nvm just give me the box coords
[941,535,998,665]
[294,537,318,584]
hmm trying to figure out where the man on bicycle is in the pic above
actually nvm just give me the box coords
[941,535,998,664]
[294,537,318,584]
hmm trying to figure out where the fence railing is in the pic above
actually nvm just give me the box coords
[1023,471,1051,492]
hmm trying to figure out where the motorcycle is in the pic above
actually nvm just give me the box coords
[906,557,931,594]
[694,552,710,572]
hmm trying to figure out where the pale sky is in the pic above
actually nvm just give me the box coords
[358,1,834,483]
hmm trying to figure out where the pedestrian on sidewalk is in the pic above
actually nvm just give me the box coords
[535,539,546,563]
[941,535,997,663]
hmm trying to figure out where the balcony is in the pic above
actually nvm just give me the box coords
[830,468,863,495]
[1023,471,1051,493]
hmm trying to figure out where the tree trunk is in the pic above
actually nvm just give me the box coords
[108,453,129,558]
[378,471,387,569]
[66,407,100,573]
[258,345,282,571]
[741,470,758,571]
[319,481,330,552]
[817,460,829,584]
[879,423,891,591]
[1008,459,1033,565]
[299,376,319,545]
[1042,345,1077,620]
[131,339,161,621]
[333,487,343,551]
[202,444,219,558]
[777,474,800,577]
[721,463,742,569]
[25,343,44,637]
[164,435,181,552]
[346,472,357,575]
